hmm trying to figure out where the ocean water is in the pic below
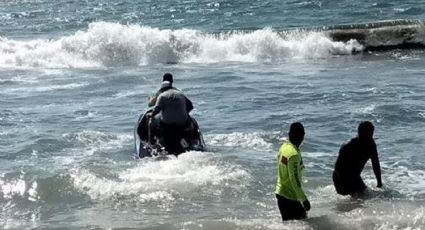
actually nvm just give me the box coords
[1,0,425,229]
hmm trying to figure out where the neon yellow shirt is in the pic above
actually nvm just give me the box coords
[275,141,307,202]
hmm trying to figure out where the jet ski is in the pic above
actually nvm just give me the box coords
[134,109,206,158]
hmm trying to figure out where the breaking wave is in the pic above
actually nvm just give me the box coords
[0,22,362,68]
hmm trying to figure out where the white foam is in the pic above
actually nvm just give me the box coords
[51,131,133,167]
[310,184,348,205]
[112,90,139,99]
[304,151,335,158]
[385,164,425,197]
[0,178,26,198]
[4,82,88,93]
[0,176,39,202]
[0,36,100,68]
[353,104,377,114]
[217,217,312,230]
[64,130,132,151]
[206,132,274,151]
[74,110,97,121]
[0,13,12,20]
[0,22,363,68]
[0,75,39,84]
[182,192,425,230]
[338,204,425,229]
[70,151,250,201]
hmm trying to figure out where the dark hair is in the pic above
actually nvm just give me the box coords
[162,73,173,83]
[288,122,305,147]
[289,122,305,137]
[358,121,374,139]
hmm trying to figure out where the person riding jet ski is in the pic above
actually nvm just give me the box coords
[146,73,194,154]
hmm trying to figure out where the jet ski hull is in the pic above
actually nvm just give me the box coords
[134,110,206,158]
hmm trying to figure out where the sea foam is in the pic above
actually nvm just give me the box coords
[70,151,250,202]
[0,22,363,68]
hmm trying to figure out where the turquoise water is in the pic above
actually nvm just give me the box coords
[1,1,425,229]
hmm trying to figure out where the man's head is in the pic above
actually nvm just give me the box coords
[288,122,305,147]
[358,121,374,140]
[162,73,173,83]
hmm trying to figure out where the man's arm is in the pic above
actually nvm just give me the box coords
[371,143,382,187]
[150,95,163,117]
[334,143,348,173]
[287,154,307,202]
[185,96,193,113]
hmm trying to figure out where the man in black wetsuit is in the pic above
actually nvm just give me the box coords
[333,121,383,196]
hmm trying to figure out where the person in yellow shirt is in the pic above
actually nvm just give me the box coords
[275,122,310,221]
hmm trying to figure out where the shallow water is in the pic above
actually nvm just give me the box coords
[1,0,425,229]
